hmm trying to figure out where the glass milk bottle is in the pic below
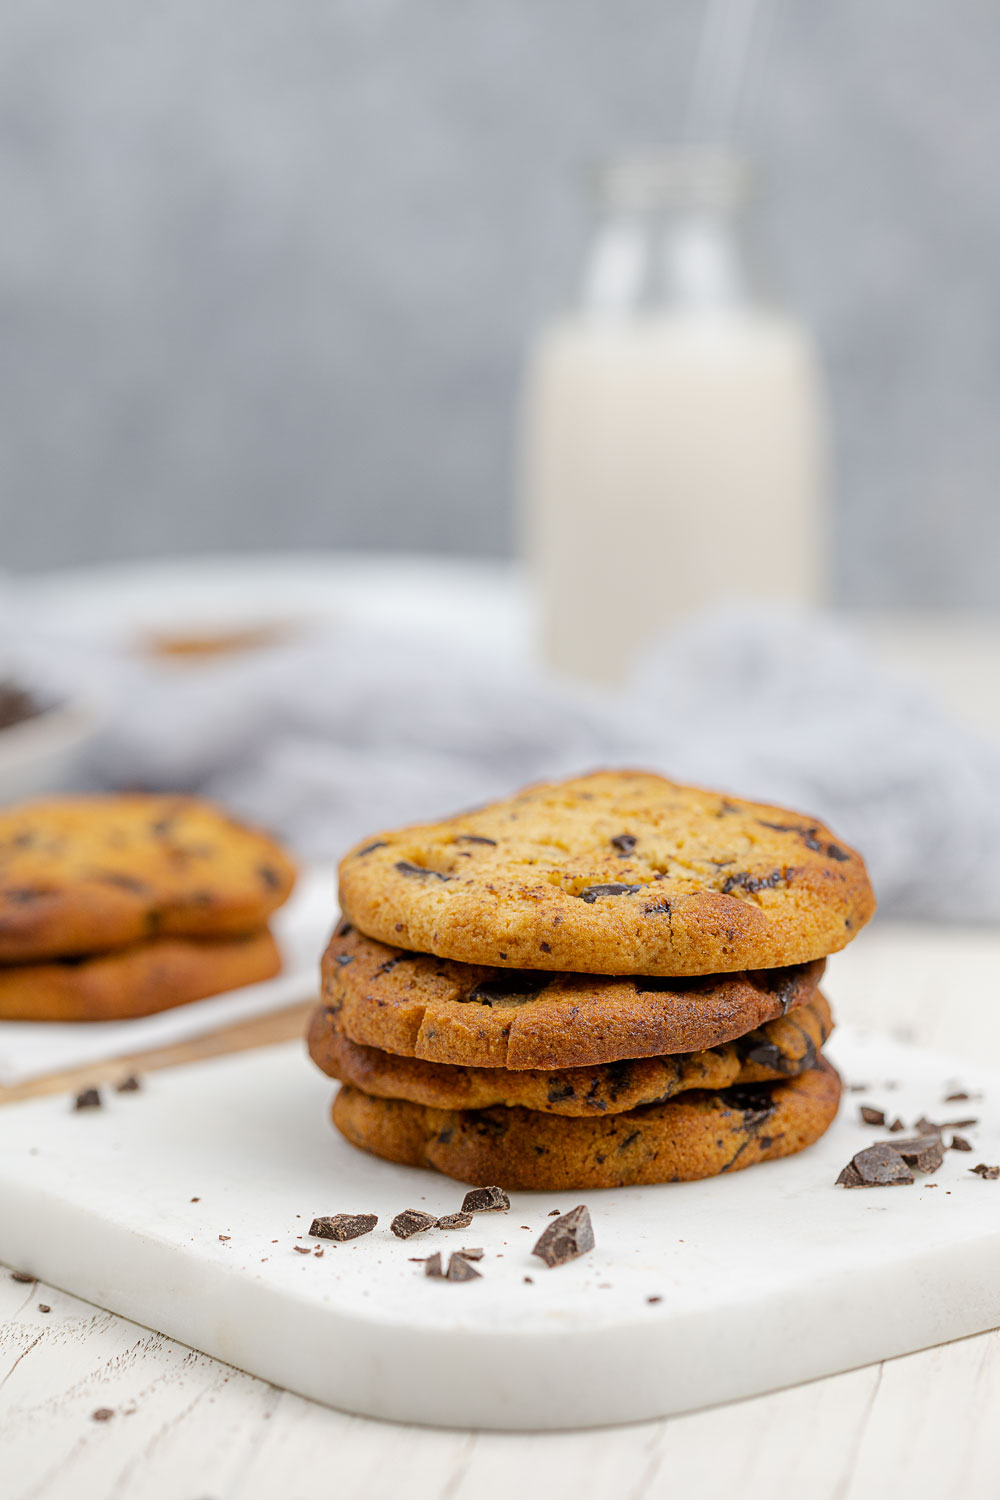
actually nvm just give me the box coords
[519,148,828,685]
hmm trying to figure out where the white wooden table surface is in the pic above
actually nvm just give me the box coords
[4,919,1000,1500]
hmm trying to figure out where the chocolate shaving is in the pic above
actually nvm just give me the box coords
[860,1106,886,1126]
[971,1164,1000,1179]
[447,1255,482,1282]
[436,1212,473,1230]
[876,1136,945,1173]
[944,1091,971,1102]
[391,1209,438,1239]
[461,1186,510,1214]
[837,1143,914,1188]
[309,1213,377,1241]
[531,1204,595,1267]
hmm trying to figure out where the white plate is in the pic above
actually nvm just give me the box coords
[0,1027,997,1429]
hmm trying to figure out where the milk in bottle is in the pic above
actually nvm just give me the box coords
[519,149,828,685]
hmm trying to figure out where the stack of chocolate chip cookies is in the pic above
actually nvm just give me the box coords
[0,796,296,1021]
[310,771,874,1190]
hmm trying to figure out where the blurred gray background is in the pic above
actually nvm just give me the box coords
[0,0,998,606]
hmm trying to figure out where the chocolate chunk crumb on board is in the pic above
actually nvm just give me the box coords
[532,1206,595,1268]
[309,1214,377,1242]
[837,1143,914,1188]
[390,1209,438,1239]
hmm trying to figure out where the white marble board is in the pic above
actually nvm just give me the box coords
[0,1028,997,1430]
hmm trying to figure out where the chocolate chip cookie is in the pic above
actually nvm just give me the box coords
[321,922,824,1069]
[0,928,281,1022]
[309,990,833,1116]
[0,796,296,962]
[338,770,874,976]
[331,1058,842,1190]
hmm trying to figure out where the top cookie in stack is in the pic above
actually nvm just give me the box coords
[0,795,296,1021]
[311,770,875,1190]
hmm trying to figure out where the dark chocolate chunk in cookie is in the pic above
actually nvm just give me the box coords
[578,884,641,903]
[394,861,451,882]
[466,972,551,1004]
[721,869,787,896]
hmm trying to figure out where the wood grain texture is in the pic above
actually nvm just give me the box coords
[0,1000,315,1105]
[3,921,1000,1497]
[4,1274,1000,1500]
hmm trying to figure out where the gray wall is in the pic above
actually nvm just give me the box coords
[1,1,998,606]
